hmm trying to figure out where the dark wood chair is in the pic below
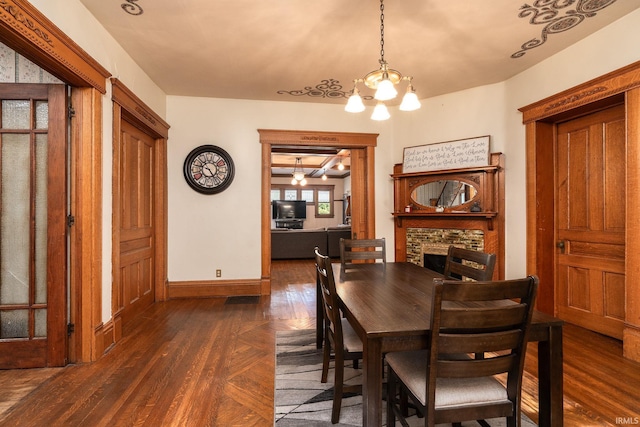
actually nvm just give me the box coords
[339,237,386,277]
[443,245,496,281]
[386,275,539,427]
[314,247,363,424]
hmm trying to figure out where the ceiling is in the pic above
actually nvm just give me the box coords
[79,0,640,178]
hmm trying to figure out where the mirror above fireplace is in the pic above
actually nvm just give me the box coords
[410,179,478,208]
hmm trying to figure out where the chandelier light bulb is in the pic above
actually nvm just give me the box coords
[338,160,345,171]
[371,102,391,120]
[399,85,421,111]
[300,178,307,186]
[291,157,306,184]
[321,169,328,180]
[374,77,397,101]
[345,86,366,113]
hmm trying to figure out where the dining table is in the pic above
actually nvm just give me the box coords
[315,261,564,427]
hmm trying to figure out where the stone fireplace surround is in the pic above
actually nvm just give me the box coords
[408,228,484,267]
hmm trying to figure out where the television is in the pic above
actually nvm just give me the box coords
[272,200,307,219]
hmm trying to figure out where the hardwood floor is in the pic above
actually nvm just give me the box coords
[0,259,639,426]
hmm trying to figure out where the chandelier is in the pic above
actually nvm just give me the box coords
[291,157,307,186]
[345,0,421,120]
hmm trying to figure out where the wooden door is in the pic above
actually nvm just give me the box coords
[0,84,68,368]
[115,120,155,325]
[556,104,625,339]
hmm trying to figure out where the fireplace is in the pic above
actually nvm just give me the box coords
[420,242,466,274]
[391,153,504,279]
[407,228,484,268]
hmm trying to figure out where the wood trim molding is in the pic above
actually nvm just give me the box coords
[111,79,169,138]
[625,87,640,361]
[167,280,263,299]
[519,60,640,123]
[70,87,104,363]
[0,0,110,93]
[257,129,378,148]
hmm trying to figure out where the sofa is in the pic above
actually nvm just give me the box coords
[271,226,351,259]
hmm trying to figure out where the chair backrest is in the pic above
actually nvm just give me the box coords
[339,238,386,274]
[442,245,496,281]
[426,275,538,424]
[315,247,343,346]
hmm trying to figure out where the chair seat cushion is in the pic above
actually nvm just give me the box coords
[341,318,363,353]
[386,350,509,409]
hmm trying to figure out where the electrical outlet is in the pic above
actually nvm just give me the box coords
[216,269,221,277]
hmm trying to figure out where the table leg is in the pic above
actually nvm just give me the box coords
[537,324,563,427]
[363,338,383,427]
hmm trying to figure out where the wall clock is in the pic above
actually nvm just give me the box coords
[183,145,235,194]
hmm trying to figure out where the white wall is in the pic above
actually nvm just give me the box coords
[166,96,389,281]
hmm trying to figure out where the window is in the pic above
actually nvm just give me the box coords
[300,189,314,203]
[271,184,334,218]
[316,188,333,217]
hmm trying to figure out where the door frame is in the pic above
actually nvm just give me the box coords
[111,79,169,342]
[0,1,111,362]
[519,60,640,361]
[258,129,378,293]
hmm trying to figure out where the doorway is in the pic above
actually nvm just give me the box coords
[521,60,640,361]
[258,129,378,293]
[111,79,170,339]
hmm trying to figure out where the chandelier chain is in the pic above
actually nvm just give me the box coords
[379,0,385,63]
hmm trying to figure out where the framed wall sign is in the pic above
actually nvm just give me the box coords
[402,136,490,173]
[183,145,235,194]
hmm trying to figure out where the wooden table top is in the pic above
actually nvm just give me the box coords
[333,261,563,340]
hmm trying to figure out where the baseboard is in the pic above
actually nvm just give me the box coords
[94,320,116,358]
[168,279,264,299]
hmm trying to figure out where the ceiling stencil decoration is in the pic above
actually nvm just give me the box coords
[278,79,373,101]
[511,0,618,58]
[121,0,143,16]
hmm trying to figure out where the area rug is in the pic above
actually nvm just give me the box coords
[275,329,538,427]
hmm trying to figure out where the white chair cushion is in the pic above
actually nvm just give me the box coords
[386,350,510,409]
[341,318,363,353]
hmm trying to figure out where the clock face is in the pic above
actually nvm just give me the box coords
[183,145,235,194]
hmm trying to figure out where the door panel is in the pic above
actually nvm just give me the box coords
[0,84,67,368]
[556,104,625,339]
[116,120,155,325]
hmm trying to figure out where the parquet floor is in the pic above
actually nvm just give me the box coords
[0,259,638,426]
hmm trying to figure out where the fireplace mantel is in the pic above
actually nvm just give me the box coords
[391,153,505,279]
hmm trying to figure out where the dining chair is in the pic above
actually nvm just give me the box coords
[386,275,539,427]
[314,247,363,424]
[443,245,496,281]
[339,237,386,276]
